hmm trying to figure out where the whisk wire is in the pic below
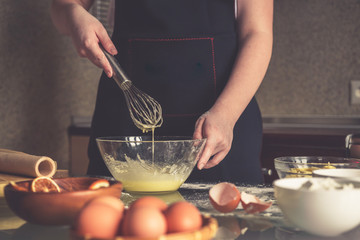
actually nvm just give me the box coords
[102,48,163,131]
[122,82,163,131]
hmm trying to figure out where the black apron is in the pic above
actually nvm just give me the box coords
[88,0,264,184]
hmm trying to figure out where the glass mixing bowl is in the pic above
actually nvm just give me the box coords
[274,156,360,179]
[96,136,206,193]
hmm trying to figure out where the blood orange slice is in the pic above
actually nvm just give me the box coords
[88,179,110,190]
[9,181,29,192]
[31,176,61,193]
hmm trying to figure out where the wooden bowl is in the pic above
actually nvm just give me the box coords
[4,177,122,226]
[70,215,218,240]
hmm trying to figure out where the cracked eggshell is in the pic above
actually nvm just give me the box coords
[209,182,241,213]
[240,192,272,214]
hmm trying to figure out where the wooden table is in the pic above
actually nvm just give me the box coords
[1,176,360,239]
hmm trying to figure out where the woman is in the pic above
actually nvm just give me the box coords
[51,0,273,184]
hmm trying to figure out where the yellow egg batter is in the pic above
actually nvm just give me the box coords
[104,154,190,193]
[122,179,184,192]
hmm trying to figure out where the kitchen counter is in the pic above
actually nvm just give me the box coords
[69,115,360,136]
[1,179,360,240]
[262,115,360,135]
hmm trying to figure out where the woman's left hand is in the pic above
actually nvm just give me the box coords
[193,110,234,169]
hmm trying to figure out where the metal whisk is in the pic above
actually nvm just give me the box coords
[102,48,163,132]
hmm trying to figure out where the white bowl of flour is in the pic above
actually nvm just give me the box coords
[274,177,360,237]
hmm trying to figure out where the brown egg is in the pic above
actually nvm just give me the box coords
[89,196,124,212]
[130,196,168,211]
[122,206,167,237]
[216,216,244,239]
[75,196,124,239]
[118,208,128,236]
[209,182,241,213]
[164,201,202,233]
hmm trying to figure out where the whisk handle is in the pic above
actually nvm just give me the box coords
[101,46,131,85]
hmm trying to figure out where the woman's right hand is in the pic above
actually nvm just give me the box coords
[51,1,117,77]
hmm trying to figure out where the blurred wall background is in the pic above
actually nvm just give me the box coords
[0,1,100,169]
[257,0,360,115]
[0,0,359,169]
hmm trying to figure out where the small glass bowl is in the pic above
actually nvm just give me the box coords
[274,156,360,179]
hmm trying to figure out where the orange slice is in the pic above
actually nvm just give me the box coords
[10,181,29,192]
[31,176,61,193]
[88,179,110,190]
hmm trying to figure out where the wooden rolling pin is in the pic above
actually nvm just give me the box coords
[0,149,57,178]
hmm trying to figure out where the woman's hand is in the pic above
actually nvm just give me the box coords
[51,1,117,77]
[192,0,273,170]
[193,110,234,170]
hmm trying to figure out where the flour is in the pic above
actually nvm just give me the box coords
[299,178,354,191]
